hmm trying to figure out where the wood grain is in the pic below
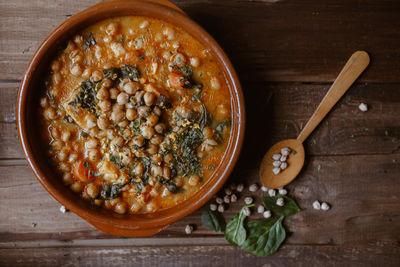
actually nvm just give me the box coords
[1,242,400,267]
[1,0,400,82]
[1,0,400,265]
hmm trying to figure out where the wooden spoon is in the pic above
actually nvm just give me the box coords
[260,51,370,189]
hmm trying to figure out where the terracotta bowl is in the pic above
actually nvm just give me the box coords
[17,0,245,237]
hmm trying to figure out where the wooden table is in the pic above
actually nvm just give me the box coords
[1,0,399,265]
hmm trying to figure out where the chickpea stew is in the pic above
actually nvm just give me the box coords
[39,16,232,215]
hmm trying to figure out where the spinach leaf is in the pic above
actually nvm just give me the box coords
[262,195,300,217]
[198,104,211,130]
[224,204,254,246]
[202,209,226,232]
[100,184,123,199]
[121,64,140,81]
[242,217,286,256]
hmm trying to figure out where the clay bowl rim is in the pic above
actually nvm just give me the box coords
[17,0,245,230]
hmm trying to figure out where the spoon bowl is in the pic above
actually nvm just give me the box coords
[260,139,305,189]
[259,51,370,189]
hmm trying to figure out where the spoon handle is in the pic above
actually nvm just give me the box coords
[297,51,370,143]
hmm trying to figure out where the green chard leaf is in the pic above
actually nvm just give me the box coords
[224,204,254,246]
[262,195,300,217]
[242,217,286,256]
[201,209,226,232]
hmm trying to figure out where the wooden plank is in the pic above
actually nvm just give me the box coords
[1,154,399,245]
[1,0,400,82]
[4,82,399,159]
[1,242,399,267]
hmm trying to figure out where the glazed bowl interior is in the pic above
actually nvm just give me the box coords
[18,0,244,229]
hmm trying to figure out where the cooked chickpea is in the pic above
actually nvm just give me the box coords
[59,162,70,172]
[216,104,230,119]
[133,135,145,147]
[40,97,48,108]
[147,144,158,155]
[86,114,97,129]
[130,202,141,213]
[123,82,139,95]
[139,20,149,29]
[190,57,200,68]
[94,199,103,206]
[97,115,109,130]
[137,106,151,118]
[82,68,92,79]
[126,108,137,121]
[111,136,123,148]
[107,129,116,139]
[151,154,163,165]
[134,91,144,103]
[154,123,166,134]
[117,92,129,105]
[88,150,99,161]
[91,70,103,82]
[51,60,60,72]
[146,114,159,127]
[202,138,218,152]
[73,35,83,45]
[61,130,71,142]
[106,22,118,36]
[69,153,78,163]
[44,107,57,120]
[109,88,119,99]
[110,109,125,122]
[96,88,109,101]
[86,183,99,198]
[163,166,171,179]
[52,140,63,150]
[62,173,74,185]
[144,92,156,106]
[188,174,200,186]
[118,120,129,128]
[98,100,111,112]
[101,78,113,89]
[172,53,186,67]
[71,181,83,193]
[70,64,82,76]
[163,27,175,40]
[141,125,155,139]
[150,134,164,145]
[151,165,163,176]
[210,77,221,90]
[85,138,98,149]
[203,126,213,139]
[164,153,173,164]
[153,106,162,116]
[52,73,62,85]
[114,202,127,214]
